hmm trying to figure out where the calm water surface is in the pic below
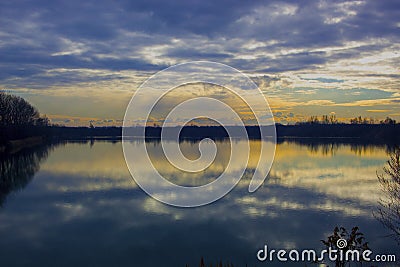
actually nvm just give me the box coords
[0,140,398,266]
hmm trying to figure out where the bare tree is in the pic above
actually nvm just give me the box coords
[307,115,320,124]
[329,113,338,124]
[322,114,329,124]
[0,91,48,126]
[375,147,400,244]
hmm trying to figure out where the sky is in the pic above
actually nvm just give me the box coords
[1,0,399,126]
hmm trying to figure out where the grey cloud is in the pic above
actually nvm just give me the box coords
[0,0,399,88]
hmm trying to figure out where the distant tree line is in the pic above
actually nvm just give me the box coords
[0,91,399,144]
[297,114,397,125]
[0,91,48,126]
[304,114,338,125]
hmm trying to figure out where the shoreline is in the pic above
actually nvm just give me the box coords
[2,136,44,154]
[1,124,399,151]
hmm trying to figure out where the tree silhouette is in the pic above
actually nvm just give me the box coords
[307,115,320,124]
[380,117,397,125]
[375,146,400,244]
[320,226,369,267]
[329,113,338,124]
[0,91,48,126]
[0,144,52,206]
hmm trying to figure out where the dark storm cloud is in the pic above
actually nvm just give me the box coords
[344,0,400,40]
[116,0,267,36]
[165,48,233,60]
[0,0,399,87]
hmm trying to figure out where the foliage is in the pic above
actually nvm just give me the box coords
[320,226,369,267]
[375,146,400,244]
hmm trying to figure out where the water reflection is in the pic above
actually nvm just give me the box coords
[0,144,52,206]
[0,140,397,266]
[278,138,394,157]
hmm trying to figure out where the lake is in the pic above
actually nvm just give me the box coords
[0,139,398,266]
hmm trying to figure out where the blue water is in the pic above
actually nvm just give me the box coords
[0,140,398,266]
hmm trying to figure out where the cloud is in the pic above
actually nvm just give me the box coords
[0,0,399,122]
[366,109,391,113]
[303,100,335,106]
[334,98,400,107]
[1,0,399,79]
